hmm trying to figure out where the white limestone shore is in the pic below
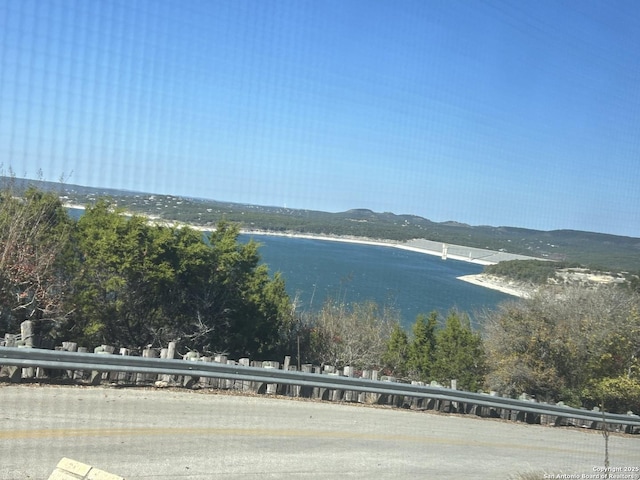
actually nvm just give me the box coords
[241,230,492,264]
[456,274,532,298]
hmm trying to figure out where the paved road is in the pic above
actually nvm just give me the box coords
[0,384,637,479]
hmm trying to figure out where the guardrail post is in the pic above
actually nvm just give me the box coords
[279,356,291,395]
[159,345,175,385]
[410,381,426,409]
[343,366,355,402]
[370,370,380,403]
[262,361,279,394]
[358,370,370,403]
[624,412,639,434]
[448,379,459,413]
[20,321,35,379]
[70,351,84,380]
[238,358,251,391]
[197,356,212,388]
[164,341,177,386]
[90,346,109,385]
[288,364,301,397]
[321,365,338,401]
[207,355,219,389]
[137,347,158,384]
[213,354,228,389]
[311,366,322,399]
[330,369,343,402]
[478,391,499,418]
[225,359,236,389]
[250,361,262,392]
[115,348,131,384]
[68,342,81,379]
[61,342,78,379]
[182,351,200,388]
[20,321,34,348]
[380,376,398,406]
[166,341,176,359]
[293,364,312,398]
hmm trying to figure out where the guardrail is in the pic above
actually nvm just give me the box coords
[2,346,639,433]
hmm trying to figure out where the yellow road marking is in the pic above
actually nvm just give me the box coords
[0,426,587,454]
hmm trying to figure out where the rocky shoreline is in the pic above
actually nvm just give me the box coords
[456,274,534,298]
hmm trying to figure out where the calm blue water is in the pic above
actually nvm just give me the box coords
[240,234,513,328]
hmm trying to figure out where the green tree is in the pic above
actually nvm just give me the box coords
[198,222,295,357]
[382,322,409,377]
[407,312,438,382]
[71,201,174,346]
[584,376,640,414]
[70,204,294,357]
[432,310,486,391]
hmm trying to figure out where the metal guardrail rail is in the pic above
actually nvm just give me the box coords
[1,346,639,429]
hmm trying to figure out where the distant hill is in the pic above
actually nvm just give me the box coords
[6,176,640,271]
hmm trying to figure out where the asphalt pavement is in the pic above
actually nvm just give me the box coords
[0,384,638,479]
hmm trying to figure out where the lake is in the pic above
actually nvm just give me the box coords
[67,208,512,328]
[240,233,513,329]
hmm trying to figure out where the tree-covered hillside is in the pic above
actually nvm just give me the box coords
[9,177,640,271]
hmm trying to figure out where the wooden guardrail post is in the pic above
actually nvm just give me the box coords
[250,361,262,392]
[321,365,337,401]
[380,376,398,406]
[358,370,370,403]
[262,361,279,394]
[312,366,322,399]
[225,359,237,389]
[21,321,34,348]
[61,342,78,379]
[213,354,229,389]
[158,342,176,385]
[197,356,212,388]
[288,365,301,397]
[20,321,35,379]
[279,356,291,395]
[182,351,200,388]
[90,346,109,385]
[369,370,380,404]
[3,333,17,347]
[343,366,355,402]
[136,347,158,384]
[410,381,426,409]
[238,358,251,392]
[299,364,313,398]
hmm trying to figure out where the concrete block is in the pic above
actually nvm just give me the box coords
[50,457,91,478]
[48,457,125,480]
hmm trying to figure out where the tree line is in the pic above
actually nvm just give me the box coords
[1,185,639,413]
[0,186,296,358]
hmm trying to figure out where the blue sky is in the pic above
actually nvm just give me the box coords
[1,1,639,237]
